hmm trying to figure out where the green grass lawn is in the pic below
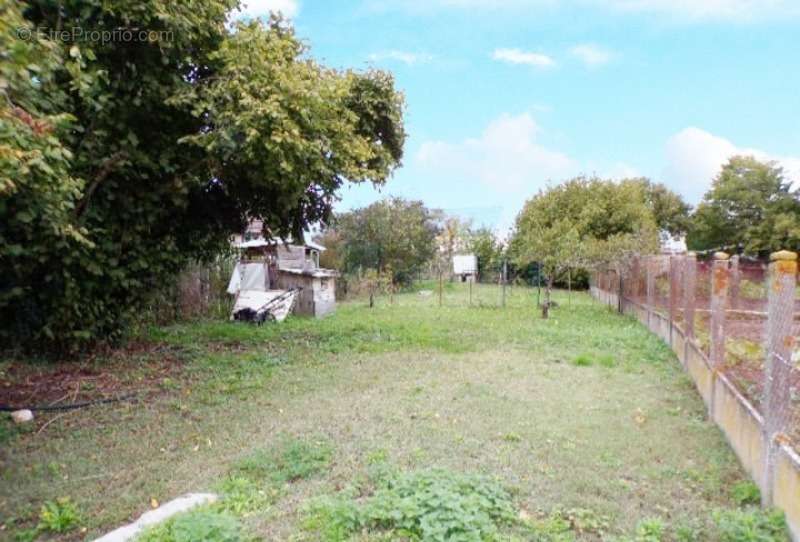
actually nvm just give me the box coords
[0,285,788,541]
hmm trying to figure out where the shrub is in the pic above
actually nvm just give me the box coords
[137,509,244,542]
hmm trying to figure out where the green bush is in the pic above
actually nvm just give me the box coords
[137,509,244,542]
[2,1,404,352]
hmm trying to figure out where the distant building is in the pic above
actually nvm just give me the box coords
[453,254,478,283]
[661,234,687,255]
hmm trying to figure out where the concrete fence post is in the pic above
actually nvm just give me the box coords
[729,254,740,311]
[646,257,655,329]
[669,256,679,346]
[708,252,730,418]
[681,253,697,368]
[762,250,798,507]
[684,253,697,340]
[710,252,730,370]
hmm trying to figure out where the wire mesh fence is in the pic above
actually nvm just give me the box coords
[593,252,800,447]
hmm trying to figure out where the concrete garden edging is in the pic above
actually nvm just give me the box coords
[93,493,217,542]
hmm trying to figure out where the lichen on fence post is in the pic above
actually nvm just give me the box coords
[683,253,697,340]
[729,254,740,311]
[669,256,679,345]
[710,252,730,370]
[762,250,798,507]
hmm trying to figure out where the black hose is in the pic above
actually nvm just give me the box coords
[0,393,137,412]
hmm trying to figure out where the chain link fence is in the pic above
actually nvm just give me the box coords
[592,252,800,486]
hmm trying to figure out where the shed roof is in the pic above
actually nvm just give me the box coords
[236,236,326,251]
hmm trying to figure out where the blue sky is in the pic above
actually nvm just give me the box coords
[238,0,800,234]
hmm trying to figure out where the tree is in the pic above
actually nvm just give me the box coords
[334,198,440,285]
[513,218,580,318]
[510,176,660,316]
[436,216,471,278]
[620,178,692,237]
[687,156,800,255]
[467,227,504,279]
[1,3,405,350]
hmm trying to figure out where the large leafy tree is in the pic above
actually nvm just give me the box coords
[510,176,661,316]
[1,1,405,350]
[687,156,800,255]
[333,197,440,285]
[620,178,692,237]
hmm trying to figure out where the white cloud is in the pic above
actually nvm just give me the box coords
[492,48,556,68]
[233,0,299,19]
[664,127,800,203]
[569,44,613,67]
[417,113,574,197]
[368,50,433,65]
[592,0,800,21]
[369,0,800,21]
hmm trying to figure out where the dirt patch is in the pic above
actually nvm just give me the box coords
[0,342,190,410]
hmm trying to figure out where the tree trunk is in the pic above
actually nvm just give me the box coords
[541,278,553,319]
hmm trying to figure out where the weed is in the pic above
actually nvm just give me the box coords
[634,517,666,541]
[136,508,245,542]
[714,508,789,542]
[597,354,617,368]
[571,354,593,367]
[528,508,609,539]
[214,476,278,516]
[232,437,332,484]
[305,468,518,541]
[37,497,80,534]
[731,480,761,507]
[673,518,704,541]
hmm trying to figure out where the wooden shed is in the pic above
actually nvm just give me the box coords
[229,236,337,318]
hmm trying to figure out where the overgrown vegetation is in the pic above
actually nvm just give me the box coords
[1,1,404,350]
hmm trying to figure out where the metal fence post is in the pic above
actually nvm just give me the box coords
[710,252,730,370]
[684,253,697,340]
[762,250,798,507]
